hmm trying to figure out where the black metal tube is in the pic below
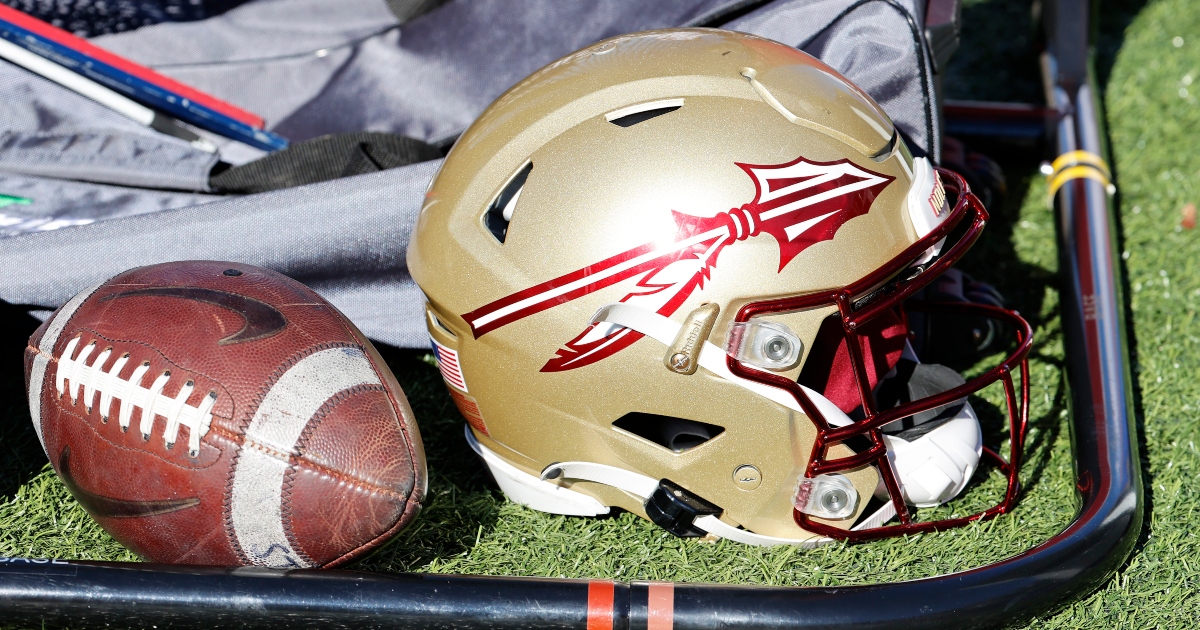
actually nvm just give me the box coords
[0,1,1141,627]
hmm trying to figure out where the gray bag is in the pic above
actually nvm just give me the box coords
[0,0,941,348]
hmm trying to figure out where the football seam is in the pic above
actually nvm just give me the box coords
[281,381,410,567]
[223,460,252,565]
[26,343,54,361]
[244,435,416,501]
[279,461,314,568]
[289,382,404,490]
[223,341,397,563]
[224,437,417,564]
[51,398,226,472]
[329,310,424,501]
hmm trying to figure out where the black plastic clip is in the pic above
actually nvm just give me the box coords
[643,478,722,537]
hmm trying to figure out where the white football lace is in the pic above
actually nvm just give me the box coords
[56,336,217,457]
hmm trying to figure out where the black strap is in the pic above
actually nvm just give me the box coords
[0,0,254,38]
[384,0,448,23]
[209,131,442,194]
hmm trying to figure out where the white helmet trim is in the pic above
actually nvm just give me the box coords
[464,425,609,517]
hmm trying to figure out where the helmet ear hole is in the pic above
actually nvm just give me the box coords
[484,162,532,243]
[612,413,724,453]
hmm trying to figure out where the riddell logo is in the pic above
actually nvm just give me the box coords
[462,156,895,372]
[929,171,947,217]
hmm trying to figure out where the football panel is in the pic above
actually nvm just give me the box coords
[295,387,416,492]
[284,466,409,567]
[49,415,240,566]
[25,279,107,455]
[225,344,385,568]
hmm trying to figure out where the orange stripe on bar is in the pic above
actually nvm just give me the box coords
[647,582,675,630]
[587,580,615,630]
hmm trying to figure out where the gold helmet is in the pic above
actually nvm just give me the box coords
[408,28,1032,545]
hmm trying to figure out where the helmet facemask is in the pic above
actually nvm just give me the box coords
[725,169,1032,541]
[409,28,1034,546]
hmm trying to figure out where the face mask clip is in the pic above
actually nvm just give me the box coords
[726,320,802,371]
[793,474,857,519]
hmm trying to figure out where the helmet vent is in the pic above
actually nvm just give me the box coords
[612,412,724,453]
[606,98,684,128]
[484,162,532,243]
[426,308,457,339]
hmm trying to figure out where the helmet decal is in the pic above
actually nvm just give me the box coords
[461,156,894,372]
[928,170,947,217]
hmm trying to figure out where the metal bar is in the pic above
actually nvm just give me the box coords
[943,99,1055,139]
[0,0,1141,627]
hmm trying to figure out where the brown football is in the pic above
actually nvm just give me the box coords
[23,261,426,568]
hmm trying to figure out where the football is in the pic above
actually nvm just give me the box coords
[23,261,426,568]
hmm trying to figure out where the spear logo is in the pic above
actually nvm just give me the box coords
[461,156,895,372]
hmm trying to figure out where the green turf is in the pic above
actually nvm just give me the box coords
[1,0,1198,627]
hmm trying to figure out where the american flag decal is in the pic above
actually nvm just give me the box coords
[431,339,468,391]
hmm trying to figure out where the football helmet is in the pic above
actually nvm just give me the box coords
[408,29,1031,545]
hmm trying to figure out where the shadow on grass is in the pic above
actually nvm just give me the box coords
[945,1,1152,549]
[949,0,1156,589]
[944,0,1042,103]
[929,152,1068,509]
[1091,0,1154,563]
[352,344,503,573]
[0,302,49,502]
[945,0,1149,105]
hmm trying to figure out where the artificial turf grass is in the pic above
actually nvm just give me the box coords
[0,129,1077,594]
[0,161,1076,588]
[1031,0,1200,625]
[348,160,1077,586]
[0,464,136,564]
[2,0,1198,627]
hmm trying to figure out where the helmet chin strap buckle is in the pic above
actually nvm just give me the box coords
[644,479,722,537]
[537,458,894,547]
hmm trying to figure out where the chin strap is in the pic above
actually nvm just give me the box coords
[465,302,975,545]
[592,302,981,506]
[590,303,855,427]
[541,460,896,547]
